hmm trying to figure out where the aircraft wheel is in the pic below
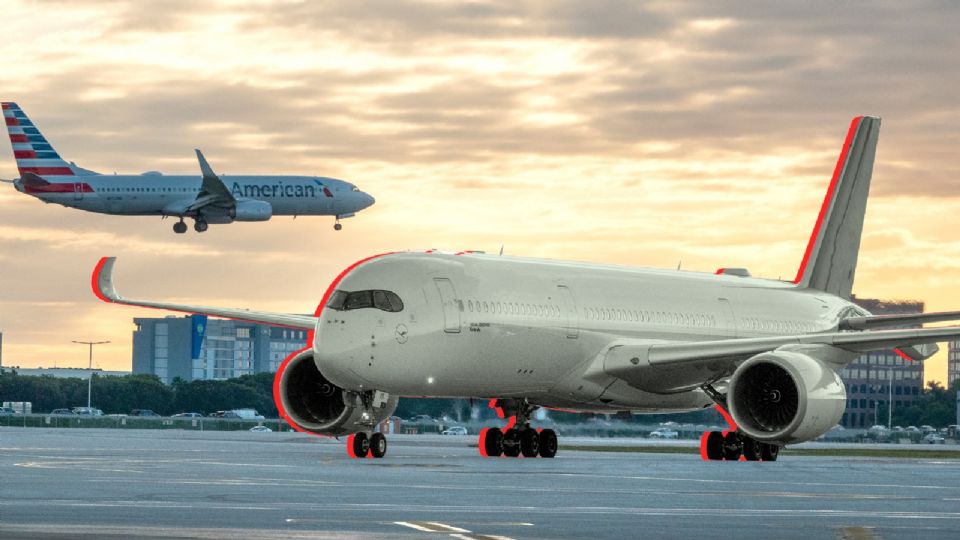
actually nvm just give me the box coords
[705,431,724,460]
[502,428,521,457]
[194,220,208,233]
[480,427,503,457]
[742,436,762,461]
[173,221,187,234]
[761,442,780,462]
[369,432,387,458]
[347,432,369,458]
[538,429,558,458]
[334,222,342,231]
[520,428,540,457]
[722,432,742,461]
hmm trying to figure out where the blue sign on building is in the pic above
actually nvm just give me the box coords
[190,314,208,359]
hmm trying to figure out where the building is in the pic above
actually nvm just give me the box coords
[0,367,131,378]
[132,315,308,383]
[838,296,926,428]
[948,341,960,388]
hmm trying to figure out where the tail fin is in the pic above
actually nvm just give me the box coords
[3,102,94,177]
[794,116,881,299]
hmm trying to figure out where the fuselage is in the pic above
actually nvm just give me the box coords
[17,173,374,217]
[312,251,862,413]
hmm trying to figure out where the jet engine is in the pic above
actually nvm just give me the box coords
[727,350,846,444]
[276,348,397,436]
[231,200,272,221]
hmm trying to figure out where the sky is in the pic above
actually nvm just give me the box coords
[0,0,958,385]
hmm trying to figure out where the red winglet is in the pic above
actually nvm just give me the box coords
[91,257,112,303]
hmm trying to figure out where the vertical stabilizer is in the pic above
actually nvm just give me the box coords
[794,116,881,299]
[3,102,96,177]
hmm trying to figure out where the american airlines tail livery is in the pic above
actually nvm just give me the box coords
[91,116,960,462]
[1,102,375,233]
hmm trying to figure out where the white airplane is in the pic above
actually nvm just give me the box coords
[1,102,375,233]
[91,116,960,461]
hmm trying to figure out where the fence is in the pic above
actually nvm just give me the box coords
[0,414,291,431]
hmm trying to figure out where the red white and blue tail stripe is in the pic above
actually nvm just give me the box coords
[3,102,82,177]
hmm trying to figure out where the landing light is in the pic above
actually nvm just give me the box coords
[427,377,435,384]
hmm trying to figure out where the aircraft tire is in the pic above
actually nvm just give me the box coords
[742,436,762,461]
[722,432,742,461]
[502,428,521,457]
[705,431,724,460]
[348,432,370,458]
[538,429,558,458]
[194,220,208,233]
[173,221,187,234]
[369,432,387,458]
[481,427,503,457]
[520,428,540,457]
[761,443,780,462]
[334,223,342,231]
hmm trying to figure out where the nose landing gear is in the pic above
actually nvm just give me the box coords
[478,399,557,459]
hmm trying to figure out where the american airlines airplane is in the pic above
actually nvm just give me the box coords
[91,116,960,462]
[1,102,375,233]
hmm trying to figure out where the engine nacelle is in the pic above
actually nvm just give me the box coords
[728,350,846,444]
[277,349,398,436]
[231,200,272,222]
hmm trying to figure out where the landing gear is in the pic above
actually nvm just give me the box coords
[193,219,208,233]
[701,430,780,462]
[347,432,370,458]
[478,399,556,459]
[172,220,187,234]
[334,218,342,231]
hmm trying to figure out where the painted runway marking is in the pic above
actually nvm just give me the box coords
[839,526,882,540]
[394,521,516,539]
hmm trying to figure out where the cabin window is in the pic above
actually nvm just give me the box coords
[326,289,404,313]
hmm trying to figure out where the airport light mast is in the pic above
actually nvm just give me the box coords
[72,340,109,409]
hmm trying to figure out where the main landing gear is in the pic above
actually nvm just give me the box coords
[701,430,779,461]
[478,399,558,459]
[346,432,388,459]
[699,383,781,462]
[171,217,208,233]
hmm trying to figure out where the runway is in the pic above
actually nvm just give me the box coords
[1,428,959,539]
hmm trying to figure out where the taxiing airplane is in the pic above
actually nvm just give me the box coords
[91,116,960,462]
[2,102,375,233]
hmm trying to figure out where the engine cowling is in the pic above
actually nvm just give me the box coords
[231,200,272,221]
[277,349,397,436]
[727,350,846,444]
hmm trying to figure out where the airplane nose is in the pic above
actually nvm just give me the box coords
[361,192,375,209]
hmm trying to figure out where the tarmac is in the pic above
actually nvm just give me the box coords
[1,427,959,540]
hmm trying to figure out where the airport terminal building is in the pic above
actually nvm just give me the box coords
[839,297,926,428]
[132,316,309,383]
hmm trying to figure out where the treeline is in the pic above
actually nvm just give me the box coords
[0,371,276,417]
[879,380,960,428]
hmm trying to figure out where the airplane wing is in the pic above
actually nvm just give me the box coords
[92,257,318,330]
[839,311,960,330]
[600,326,958,393]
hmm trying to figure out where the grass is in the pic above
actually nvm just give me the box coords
[560,445,960,459]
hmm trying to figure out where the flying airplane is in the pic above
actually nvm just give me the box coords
[91,115,960,461]
[1,102,375,233]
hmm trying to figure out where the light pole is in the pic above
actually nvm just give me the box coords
[73,340,109,409]
[888,367,894,429]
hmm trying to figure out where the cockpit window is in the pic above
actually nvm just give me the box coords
[327,289,404,312]
[351,186,360,192]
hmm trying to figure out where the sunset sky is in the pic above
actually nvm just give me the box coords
[0,1,958,385]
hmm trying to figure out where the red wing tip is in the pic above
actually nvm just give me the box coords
[91,257,114,303]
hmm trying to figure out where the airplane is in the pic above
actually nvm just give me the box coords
[1,102,375,233]
[91,115,960,461]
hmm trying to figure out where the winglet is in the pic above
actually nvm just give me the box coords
[92,256,120,303]
[195,149,217,179]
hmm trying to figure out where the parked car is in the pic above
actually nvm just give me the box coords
[50,408,74,415]
[129,409,159,417]
[72,407,103,416]
[249,425,273,433]
[649,429,679,439]
[442,426,468,436]
[922,433,945,444]
[172,412,203,418]
[0,407,16,415]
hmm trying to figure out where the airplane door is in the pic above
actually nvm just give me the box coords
[433,278,461,333]
[73,182,83,201]
[557,285,579,338]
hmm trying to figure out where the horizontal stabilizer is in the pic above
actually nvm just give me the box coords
[840,310,960,330]
[92,257,318,330]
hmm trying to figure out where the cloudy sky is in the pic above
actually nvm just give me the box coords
[1,0,958,384]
